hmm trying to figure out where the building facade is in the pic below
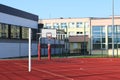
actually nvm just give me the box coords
[39,18,90,36]
[91,17,120,56]
[0,4,38,58]
[39,16,120,56]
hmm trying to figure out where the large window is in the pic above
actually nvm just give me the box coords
[11,25,20,39]
[0,23,37,40]
[92,26,105,49]
[0,24,8,38]
[108,25,120,49]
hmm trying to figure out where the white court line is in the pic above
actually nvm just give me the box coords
[14,63,74,80]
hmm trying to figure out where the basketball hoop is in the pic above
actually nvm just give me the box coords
[46,32,52,60]
[46,32,52,40]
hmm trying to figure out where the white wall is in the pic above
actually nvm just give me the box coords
[0,42,37,58]
[0,12,38,28]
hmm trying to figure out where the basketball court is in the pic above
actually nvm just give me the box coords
[0,58,120,80]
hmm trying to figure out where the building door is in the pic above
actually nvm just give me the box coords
[81,42,88,55]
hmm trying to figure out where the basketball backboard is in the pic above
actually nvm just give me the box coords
[41,29,56,38]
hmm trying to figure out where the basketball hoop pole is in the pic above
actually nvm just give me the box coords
[48,43,51,60]
[38,36,41,61]
[36,33,41,60]
[28,28,31,72]
[47,33,52,60]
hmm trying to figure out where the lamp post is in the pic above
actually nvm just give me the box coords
[112,0,114,57]
[65,25,68,57]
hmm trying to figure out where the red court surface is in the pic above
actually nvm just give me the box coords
[0,58,120,80]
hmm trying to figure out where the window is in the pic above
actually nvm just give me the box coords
[108,44,118,49]
[69,31,75,36]
[0,24,8,38]
[31,29,37,40]
[85,31,89,35]
[77,32,83,34]
[92,26,105,49]
[22,28,37,40]
[108,25,117,44]
[61,23,67,29]
[93,44,105,49]
[53,23,59,29]
[0,22,38,40]
[93,44,101,49]
[85,22,89,28]
[76,22,82,28]
[22,27,28,39]
[73,43,78,49]
[92,26,105,37]
[69,22,75,28]
[45,23,51,29]
[108,25,120,49]
[11,25,20,39]
[93,38,101,43]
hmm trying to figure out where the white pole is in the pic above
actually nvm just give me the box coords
[112,0,114,57]
[28,28,31,72]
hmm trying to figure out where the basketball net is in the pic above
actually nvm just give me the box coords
[46,32,52,42]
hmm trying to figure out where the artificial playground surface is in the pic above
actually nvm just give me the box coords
[0,58,120,80]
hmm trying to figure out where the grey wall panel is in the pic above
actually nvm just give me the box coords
[20,43,28,57]
[0,42,37,58]
[20,43,37,56]
[31,43,37,55]
[0,43,19,58]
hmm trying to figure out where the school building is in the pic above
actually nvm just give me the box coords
[39,16,120,56]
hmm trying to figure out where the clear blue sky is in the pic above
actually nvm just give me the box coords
[0,0,120,19]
